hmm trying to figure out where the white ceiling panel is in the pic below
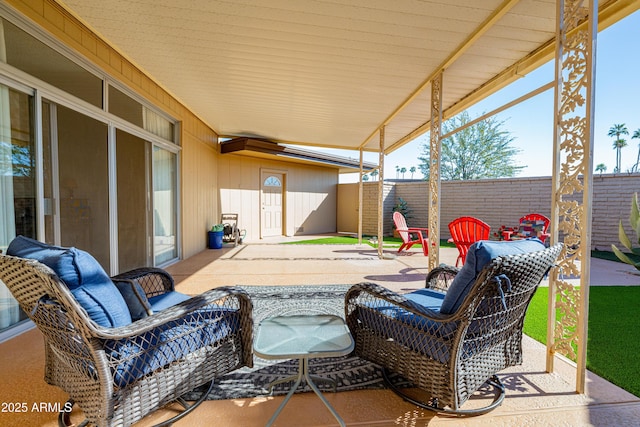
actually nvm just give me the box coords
[55,0,635,153]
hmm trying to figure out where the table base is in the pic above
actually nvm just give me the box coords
[266,357,345,427]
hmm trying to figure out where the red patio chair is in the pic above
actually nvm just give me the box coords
[502,213,550,243]
[448,216,490,266]
[393,211,429,256]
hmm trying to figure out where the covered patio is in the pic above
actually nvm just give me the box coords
[2,240,640,426]
[45,0,638,395]
[2,0,640,425]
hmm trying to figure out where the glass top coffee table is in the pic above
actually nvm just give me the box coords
[253,314,355,427]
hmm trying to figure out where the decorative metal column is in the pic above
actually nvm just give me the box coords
[428,72,443,271]
[377,126,385,259]
[358,148,364,246]
[548,0,597,393]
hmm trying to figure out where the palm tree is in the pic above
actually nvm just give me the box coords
[400,167,407,179]
[595,163,607,176]
[395,165,400,179]
[370,169,379,181]
[409,166,416,179]
[632,129,640,173]
[608,123,629,173]
[612,138,628,173]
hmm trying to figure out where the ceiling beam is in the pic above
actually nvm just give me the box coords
[358,0,522,151]
[384,0,640,155]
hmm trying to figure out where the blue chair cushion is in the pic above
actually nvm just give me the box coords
[105,307,240,387]
[148,291,191,312]
[7,236,132,328]
[114,281,153,321]
[440,238,545,314]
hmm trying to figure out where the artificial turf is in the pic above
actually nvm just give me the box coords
[524,286,640,397]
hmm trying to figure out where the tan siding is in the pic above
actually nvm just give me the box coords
[180,135,219,257]
[218,155,339,241]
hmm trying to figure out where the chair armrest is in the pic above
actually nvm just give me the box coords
[89,286,253,341]
[345,282,449,321]
[345,283,464,363]
[425,265,460,293]
[407,227,428,236]
[112,267,175,297]
[89,286,254,386]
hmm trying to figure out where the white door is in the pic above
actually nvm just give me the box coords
[261,173,283,237]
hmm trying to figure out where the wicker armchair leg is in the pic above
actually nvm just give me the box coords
[58,380,216,427]
[58,400,88,427]
[382,370,505,417]
[153,379,216,427]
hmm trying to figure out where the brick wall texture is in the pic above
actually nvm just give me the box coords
[357,174,640,249]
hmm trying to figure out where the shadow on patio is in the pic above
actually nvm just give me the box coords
[1,241,639,426]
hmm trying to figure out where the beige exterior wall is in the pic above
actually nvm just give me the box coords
[8,0,222,259]
[8,0,343,254]
[350,174,639,250]
[218,154,339,241]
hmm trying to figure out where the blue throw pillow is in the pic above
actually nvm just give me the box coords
[440,238,545,314]
[114,281,153,321]
[7,235,112,290]
[72,283,133,327]
[7,236,132,327]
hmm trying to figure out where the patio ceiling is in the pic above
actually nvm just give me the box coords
[57,0,636,154]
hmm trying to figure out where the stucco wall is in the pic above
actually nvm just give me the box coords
[351,174,640,249]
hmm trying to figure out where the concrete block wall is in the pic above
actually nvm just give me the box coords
[394,181,429,228]
[362,182,396,236]
[357,174,640,249]
[591,174,640,250]
[434,177,554,241]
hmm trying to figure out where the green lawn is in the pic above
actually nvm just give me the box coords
[524,286,640,397]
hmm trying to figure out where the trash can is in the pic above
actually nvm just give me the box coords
[208,230,224,249]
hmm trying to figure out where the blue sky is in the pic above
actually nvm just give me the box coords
[334,9,640,182]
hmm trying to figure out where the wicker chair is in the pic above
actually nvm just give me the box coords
[0,250,253,427]
[345,241,562,416]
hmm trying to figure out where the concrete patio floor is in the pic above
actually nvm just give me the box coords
[2,237,640,426]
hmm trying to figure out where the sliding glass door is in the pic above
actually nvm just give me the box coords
[0,83,33,329]
[42,100,110,269]
[116,129,151,271]
[153,146,177,265]
[0,14,181,338]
